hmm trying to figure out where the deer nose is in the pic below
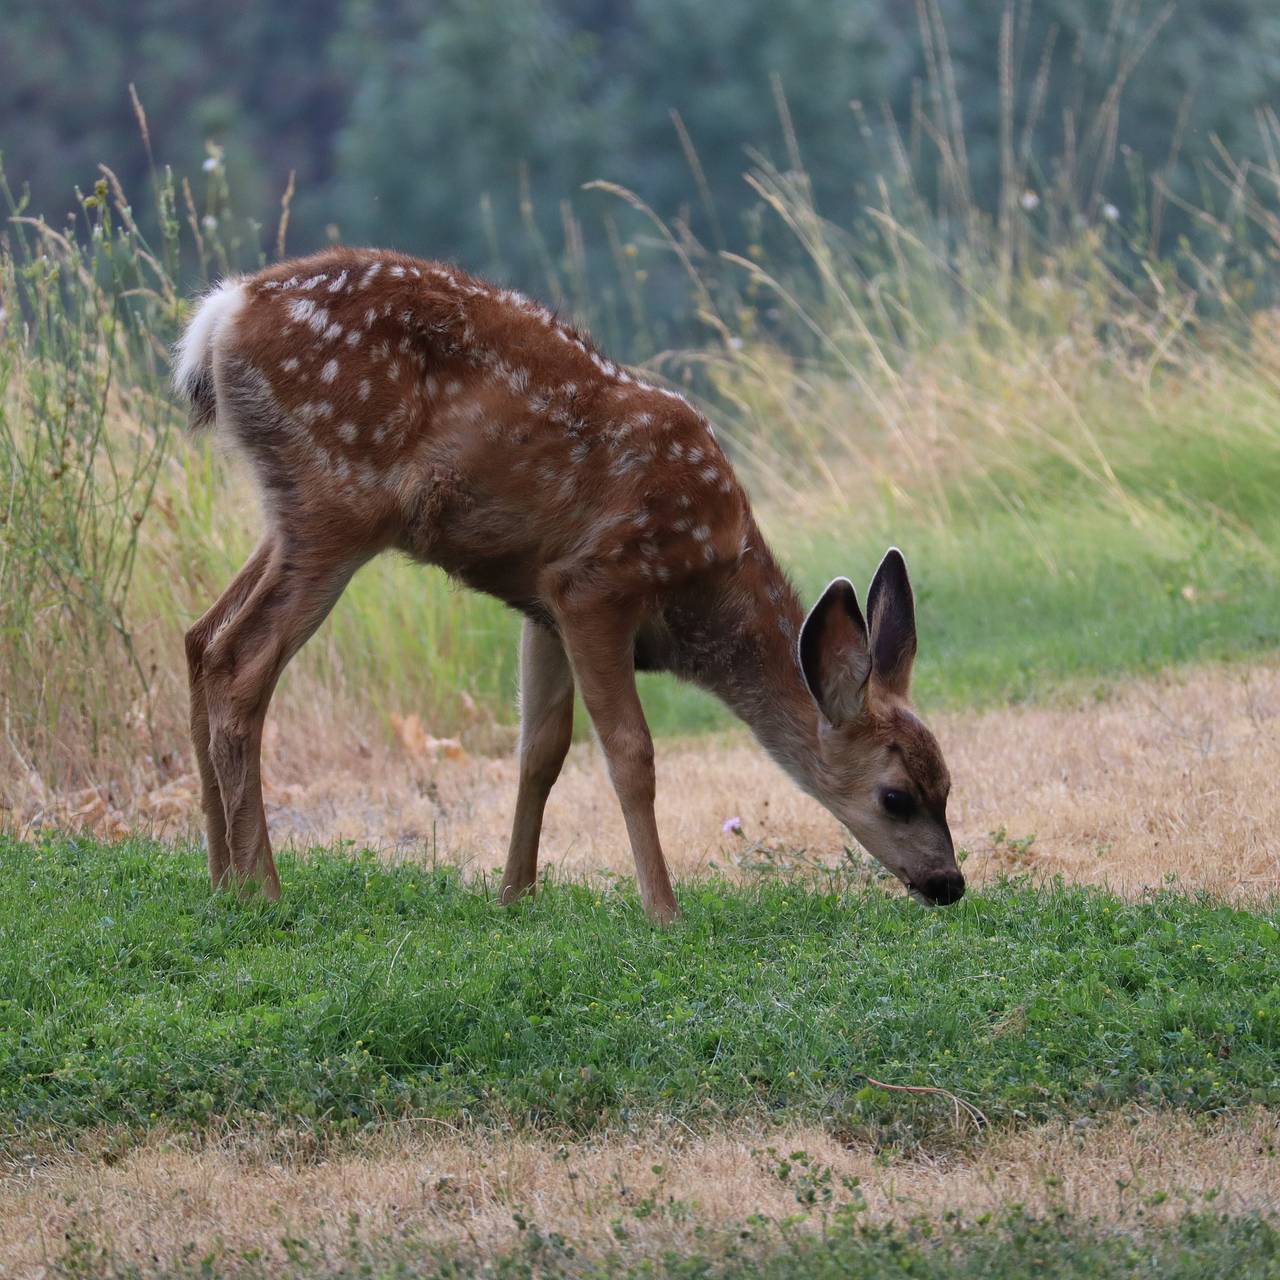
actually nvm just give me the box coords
[918,869,965,906]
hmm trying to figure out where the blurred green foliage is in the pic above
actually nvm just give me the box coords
[4,0,1278,294]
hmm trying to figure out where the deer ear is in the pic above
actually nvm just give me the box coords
[866,547,917,697]
[799,578,872,727]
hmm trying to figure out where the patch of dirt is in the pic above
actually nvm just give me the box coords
[1,1111,1276,1275]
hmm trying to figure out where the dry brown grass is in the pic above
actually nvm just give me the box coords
[2,1111,1276,1275]
[15,659,1279,900]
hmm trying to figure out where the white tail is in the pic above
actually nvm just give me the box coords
[172,278,248,426]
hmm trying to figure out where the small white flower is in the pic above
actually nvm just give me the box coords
[1101,202,1120,222]
[202,156,219,173]
[728,336,744,351]
[1019,190,1040,212]
[201,215,218,232]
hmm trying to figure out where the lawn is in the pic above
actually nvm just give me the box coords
[4,833,1277,1147]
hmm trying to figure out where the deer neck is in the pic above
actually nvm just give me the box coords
[664,539,825,800]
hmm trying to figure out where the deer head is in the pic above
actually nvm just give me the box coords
[798,549,963,905]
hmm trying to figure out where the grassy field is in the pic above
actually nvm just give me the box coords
[5,31,1280,1277]
[3,832,1279,1276]
[4,833,1277,1144]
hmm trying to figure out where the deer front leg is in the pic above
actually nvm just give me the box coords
[500,619,575,904]
[557,608,679,924]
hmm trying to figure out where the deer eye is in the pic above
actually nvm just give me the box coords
[880,788,916,820]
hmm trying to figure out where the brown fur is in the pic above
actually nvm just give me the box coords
[175,249,962,919]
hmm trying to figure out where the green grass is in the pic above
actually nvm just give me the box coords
[53,1209,1280,1279]
[637,365,1280,728]
[3,833,1278,1146]
[794,501,1280,713]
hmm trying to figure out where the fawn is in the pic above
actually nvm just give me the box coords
[174,249,963,922]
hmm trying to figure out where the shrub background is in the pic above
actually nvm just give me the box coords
[4,0,1278,297]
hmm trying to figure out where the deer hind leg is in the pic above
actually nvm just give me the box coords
[556,605,679,924]
[186,538,276,891]
[500,619,575,905]
[201,538,358,898]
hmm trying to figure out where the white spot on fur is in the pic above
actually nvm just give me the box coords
[337,420,358,443]
[345,330,361,347]
[295,400,332,425]
[360,262,383,288]
[358,378,371,401]
[287,298,330,334]
[321,358,339,384]
[390,264,405,278]
[281,356,300,373]
[328,271,349,292]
